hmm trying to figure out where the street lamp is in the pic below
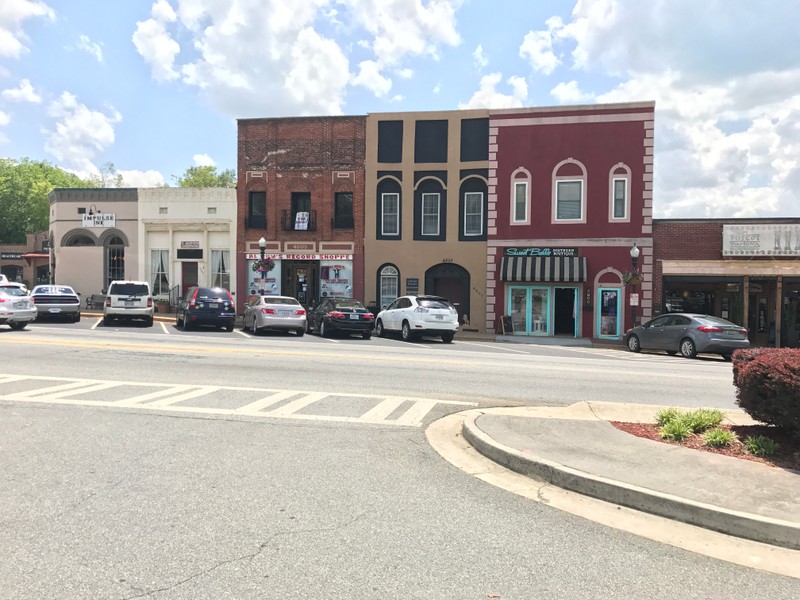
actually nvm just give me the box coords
[258,237,266,294]
[630,243,640,327]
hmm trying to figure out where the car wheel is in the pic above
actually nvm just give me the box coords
[376,320,385,338]
[183,315,192,330]
[362,330,372,340]
[9,321,27,331]
[320,320,329,338]
[176,314,181,328]
[441,332,454,344]
[680,338,697,358]
[401,321,415,342]
[225,323,234,332]
[145,317,154,327]
[73,313,81,323]
[627,334,641,353]
[296,329,304,337]
[305,319,312,334]
[722,353,733,362]
[103,315,111,326]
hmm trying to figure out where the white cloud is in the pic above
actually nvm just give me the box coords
[473,44,487,69]
[0,110,10,126]
[1,78,41,103]
[118,169,165,187]
[519,16,562,75]
[42,92,122,175]
[353,60,391,97]
[550,80,594,104]
[0,0,54,58]
[132,2,181,82]
[76,34,103,62]
[193,153,215,166]
[459,72,528,109]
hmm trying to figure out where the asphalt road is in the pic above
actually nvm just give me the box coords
[2,319,796,599]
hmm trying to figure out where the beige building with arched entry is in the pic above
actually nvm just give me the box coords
[49,188,237,308]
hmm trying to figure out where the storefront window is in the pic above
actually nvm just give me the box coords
[598,288,620,337]
[508,286,549,334]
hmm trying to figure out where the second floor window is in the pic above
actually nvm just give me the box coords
[513,181,528,223]
[612,178,627,219]
[334,192,354,229]
[556,180,583,221]
[248,191,266,229]
[291,192,311,230]
[464,192,483,236]
[421,193,440,235]
[381,193,399,236]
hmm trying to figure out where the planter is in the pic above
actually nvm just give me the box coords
[156,301,170,313]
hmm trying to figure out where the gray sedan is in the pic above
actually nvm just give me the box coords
[242,295,306,336]
[624,313,750,360]
[0,286,37,330]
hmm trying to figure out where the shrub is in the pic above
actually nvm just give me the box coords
[733,348,800,436]
[660,420,691,442]
[745,435,780,457]
[681,408,725,434]
[703,427,736,448]
[655,407,681,427]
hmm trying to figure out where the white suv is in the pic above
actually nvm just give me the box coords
[103,280,154,327]
[375,295,459,343]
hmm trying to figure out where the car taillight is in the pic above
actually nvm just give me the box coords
[226,291,234,307]
[697,325,723,333]
[189,289,198,308]
[147,297,153,308]
[105,297,111,307]
[362,313,375,320]
[261,308,276,315]
[0,297,10,304]
[738,328,748,335]
[296,309,306,316]
[328,311,346,318]
[414,307,429,313]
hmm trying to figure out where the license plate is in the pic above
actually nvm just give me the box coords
[435,315,443,320]
[124,301,134,306]
[349,313,359,320]
[14,302,27,309]
[210,303,219,308]
[279,310,290,317]
[49,308,62,313]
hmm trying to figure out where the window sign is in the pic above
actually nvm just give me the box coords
[319,260,352,298]
[406,278,419,294]
[247,258,282,296]
[598,288,620,338]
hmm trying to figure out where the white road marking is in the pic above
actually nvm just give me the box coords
[0,373,476,428]
[160,321,169,334]
[457,341,529,353]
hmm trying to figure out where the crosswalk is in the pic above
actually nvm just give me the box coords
[0,374,476,427]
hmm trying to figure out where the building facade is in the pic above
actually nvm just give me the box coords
[237,116,366,312]
[364,109,490,327]
[0,231,50,289]
[49,188,237,305]
[653,218,800,348]
[486,102,656,341]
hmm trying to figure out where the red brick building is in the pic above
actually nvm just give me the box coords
[486,102,655,342]
[236,116,366,312]
[654,218,800,348]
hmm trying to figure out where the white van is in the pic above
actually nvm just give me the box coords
[103,280,154,327]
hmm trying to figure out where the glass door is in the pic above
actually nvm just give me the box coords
[508,286,550,335]
[597,288,621,338]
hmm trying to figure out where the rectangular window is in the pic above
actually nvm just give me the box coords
[248,191,266,229]
[464,192,483,236]
[421,193,440,235]
[333,192,354,228]
[106,247,124,288]
[513,182,527,223]
[211,250,230,290]
[613,179,627,219]
[556,180,583,220]
[291,192,311,231]
[378,120,403,163]
[159,207,168,215]
[207,207,217,215]
[150,250,169,296]
[381,193,399,235]
[414,120,448,163]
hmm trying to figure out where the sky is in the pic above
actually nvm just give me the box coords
[1,0,799,219]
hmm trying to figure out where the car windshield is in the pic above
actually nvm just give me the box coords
[698,315,738,327]
[196,288,229,300]
[34,286,75,295]
[333,300,365,310]
[418,298,452,310]
[262,297,299,305]
[110,283,149,296]
[0,286,27,297]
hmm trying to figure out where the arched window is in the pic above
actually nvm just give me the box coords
[378,264,399,310]
[552,159,587,224]
[105,235,125,287]
[609,163,631,222]
[510,168,531,225]
[64,233,97,246]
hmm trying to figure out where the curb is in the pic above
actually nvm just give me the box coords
[461,412,800,550]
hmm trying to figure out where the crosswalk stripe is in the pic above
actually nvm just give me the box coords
[116,385,194,405]
[148,386,221,407]
[394,400,439,427]
[236,391,300,413]
[360,397,408,422]
[9,380,104,399]
[266,392,328,416]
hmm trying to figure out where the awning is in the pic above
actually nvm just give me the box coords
[500,256,587,282]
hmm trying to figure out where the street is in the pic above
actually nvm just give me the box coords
[1,320,797,599]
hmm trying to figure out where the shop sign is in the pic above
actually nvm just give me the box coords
[247,258,282,296]
[320,260,353,298]
[245,253,353,261]
[504,247,578,257]
[406,278,419,294]
[180,241,200,249]
[1,252,22,260]
[723,224,800,256]
[82,213,116,228]
[629,293,639,306]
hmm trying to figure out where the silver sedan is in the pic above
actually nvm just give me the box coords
[242,295,306,336]
[0,286,37,330]
[625,313,750,360]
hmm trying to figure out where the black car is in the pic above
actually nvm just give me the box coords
[306,299,375,339]
[176,286,236,331]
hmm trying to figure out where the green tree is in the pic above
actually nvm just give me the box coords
[174,165,236,188]
[0,158,89,244]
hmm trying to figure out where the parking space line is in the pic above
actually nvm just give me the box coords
[160,321,170,334]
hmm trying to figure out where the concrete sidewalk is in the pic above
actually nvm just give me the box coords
[461,402,800,550]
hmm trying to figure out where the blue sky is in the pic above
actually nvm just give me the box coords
[1,0,799,218]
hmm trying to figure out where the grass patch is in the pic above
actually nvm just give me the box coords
[681,408,725,434]
[655,408,682,427]
[703,427,736,448]
[745,435,780,457]
[660,419,691,442]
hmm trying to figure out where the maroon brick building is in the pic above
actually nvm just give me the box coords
[236,116,366,312]
[486,102,655,342]
[654,218,800,348]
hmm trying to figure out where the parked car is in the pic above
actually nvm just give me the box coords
[0,286,37,330]
[243,295,306,336]
[624,313,750,360]
[0,278,28,294]
[176,286,236,331]
[103,280,154,327]
[306,299,375,339]
[375,295,459,343]
[30,284,81,322]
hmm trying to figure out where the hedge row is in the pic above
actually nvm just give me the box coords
[732,348,800,437]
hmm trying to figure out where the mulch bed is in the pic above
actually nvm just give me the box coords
[610,421,800,472]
